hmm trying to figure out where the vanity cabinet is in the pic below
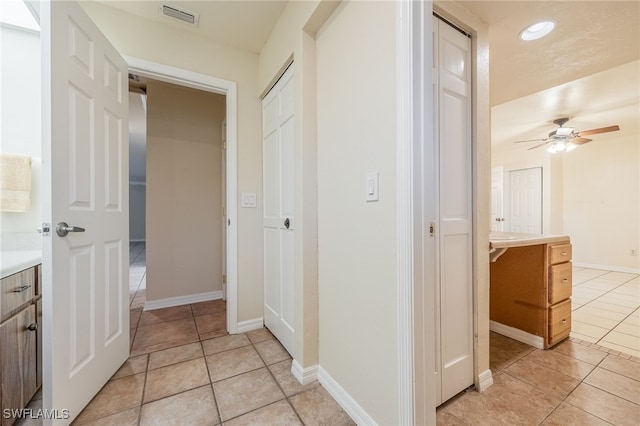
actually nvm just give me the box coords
[0,265,41,426]
[490,239,572,349]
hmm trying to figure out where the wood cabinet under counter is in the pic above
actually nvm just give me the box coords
[0,264,41,426]
[489,234,572,349]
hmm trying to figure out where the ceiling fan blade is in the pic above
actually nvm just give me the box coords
[570,137,592,145]
[514,138,547,144]
[578,125,620,137]
[528,141,551,150]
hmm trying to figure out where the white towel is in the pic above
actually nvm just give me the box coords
[0,154,32,212]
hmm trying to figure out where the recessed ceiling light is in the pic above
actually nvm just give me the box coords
[520,21,556,41]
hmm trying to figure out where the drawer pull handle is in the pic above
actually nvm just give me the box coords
[561,251,568,256]
[13,285,31,293]
[560,319,567,324]
[27,323,38,331]
[562,278,569,283]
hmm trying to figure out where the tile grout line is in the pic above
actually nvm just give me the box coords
[250,333,308,426]
[196,317,224,426]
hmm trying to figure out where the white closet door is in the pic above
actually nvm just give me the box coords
[262,64,295,356]
[435,17,474,404]
[509,167,542,233]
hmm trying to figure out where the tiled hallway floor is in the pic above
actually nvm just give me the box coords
[73,243,639,425]
[72,243,353,425]
[438,332,640,425]
[570,267,640,357]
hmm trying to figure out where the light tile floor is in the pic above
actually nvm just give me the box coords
[438,332,640,425]
[571,267,640,357]
[71,243,354,425]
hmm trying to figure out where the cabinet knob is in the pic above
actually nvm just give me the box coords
[562,278,569,283]
[561,251,568,256]
[560,319,567,324]
[27,323,38,331]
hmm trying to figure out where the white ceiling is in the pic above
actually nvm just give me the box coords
[99,0,287,53]
[454,1,640,150]
[119,1,639,163]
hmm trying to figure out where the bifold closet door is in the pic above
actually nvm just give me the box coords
[434,16,474,405]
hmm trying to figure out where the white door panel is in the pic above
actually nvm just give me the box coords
[434,17,474,405]
[491,166,504,231]
[509,168,542,234]
[262,64,295,356]
[42,1,129,422]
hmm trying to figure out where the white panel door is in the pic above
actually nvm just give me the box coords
[491,166,504,231]
[262,64,295,356]
[434,17,474,405]
[509,167,542,234]
[41,1,129,422]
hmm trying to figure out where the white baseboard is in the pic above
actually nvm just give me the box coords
[476,369,494,392]
[490,320,544,349]
[318,366,376,426]
[237,317,264,333]
[573,262,640,275]
[291,360,318,385]
[143,290,222,311]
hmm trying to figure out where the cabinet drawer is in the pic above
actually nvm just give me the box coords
[549,244,572,265]
[548,299,571,346]
[1,269,35,322]
[549,262,572,304]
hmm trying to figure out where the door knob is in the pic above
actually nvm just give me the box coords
[284,218,290,229]
[56,222,86,237]
[27,323,38,331]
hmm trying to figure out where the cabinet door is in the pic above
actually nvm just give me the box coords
[0,305,37,425]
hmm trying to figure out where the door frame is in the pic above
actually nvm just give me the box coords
[125,56,239,333]
[396,1,491,423]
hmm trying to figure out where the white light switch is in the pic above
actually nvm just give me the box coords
[241,192,257,208]
[366,172,379,202]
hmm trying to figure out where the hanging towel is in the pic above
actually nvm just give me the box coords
[0,154,32,212]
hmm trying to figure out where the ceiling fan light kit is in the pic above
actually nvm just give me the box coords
[514,117,620,153]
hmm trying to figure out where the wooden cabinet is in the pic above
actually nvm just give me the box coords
[0,265,41,426]
[490,240,572,349]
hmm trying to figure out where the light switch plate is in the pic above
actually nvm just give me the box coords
[241,192,257,208]
[366,172,379,202]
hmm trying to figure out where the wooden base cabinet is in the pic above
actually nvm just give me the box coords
[490,241,572,349]
[0,265,41,426]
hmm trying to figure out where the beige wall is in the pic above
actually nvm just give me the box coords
[563,133,639,270]
[316,2,398,424]
[145,81,225,300]
[80,2,264,319]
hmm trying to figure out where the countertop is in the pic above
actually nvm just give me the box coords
[489,232,570,262]
[0,233,43,279]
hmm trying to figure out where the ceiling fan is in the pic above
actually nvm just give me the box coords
[514,118,620,153]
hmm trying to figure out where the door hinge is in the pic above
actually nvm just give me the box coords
[222,140,226,150]
[429,221,436,237]
[222,274,226,284]
[222,206,226,216]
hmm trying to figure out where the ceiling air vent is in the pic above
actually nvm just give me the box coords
[159,4,199,27]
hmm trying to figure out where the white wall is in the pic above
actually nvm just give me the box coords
[146,81,225,301]
[81,1,264,320]
[316,2,398,424]
[0,24,41,233]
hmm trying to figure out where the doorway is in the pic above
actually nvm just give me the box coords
[126,56,239,333]
[507,167,542,234]
[126,76,227,317]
